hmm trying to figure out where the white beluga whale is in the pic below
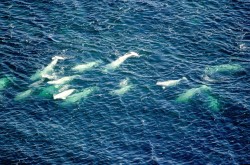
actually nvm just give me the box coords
[110,78,133,96]
[53,89,76,100]
[47,75,78,85]
[30,56,65,81]
[156,77,187,89]
[176,85,211,103]
[104,52,140,72]
[63,86,99,104]
[72,61,101,73]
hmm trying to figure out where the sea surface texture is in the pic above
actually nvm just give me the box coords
[0,0,249,164]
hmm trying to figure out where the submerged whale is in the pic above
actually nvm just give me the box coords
[206,95,220,112]
[205,64,243,76]
[176,85,211,103]
[47,75,78,85]
[38,85,63,98]
[0,77,12,91]
[53,89,75,100]
[104,52,140,72]
[72,61,101,73]
[30,56,65,81]
[204,64,244,82]
[15,89,34,101]
[156,77,187,89]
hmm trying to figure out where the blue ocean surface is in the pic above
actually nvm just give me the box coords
[0,0,249,164]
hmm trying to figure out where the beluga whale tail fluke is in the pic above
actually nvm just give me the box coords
[104,51,140,72]
[156,77,187,89]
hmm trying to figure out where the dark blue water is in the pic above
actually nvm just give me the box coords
[0,0,249,164]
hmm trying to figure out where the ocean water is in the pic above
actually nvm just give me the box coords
[0,0,249,164]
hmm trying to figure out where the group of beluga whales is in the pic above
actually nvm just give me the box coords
[0,52,245,110]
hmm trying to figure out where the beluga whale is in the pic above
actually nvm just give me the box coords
[104,52,140,72]
[205,64,243,75]
[38,84,67,98]
[72,60,101,73]
[204,64,244,82]
[156,77,187,89]
[14,89,34,101]
[110,78,133,96]
[53,89,76,100]
[63,86,99,104]
[30,56,65,81]
[205,95,221,112]
[47,75,78,85]
[176,85,211,103]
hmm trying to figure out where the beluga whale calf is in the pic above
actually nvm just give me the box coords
[30,56,65,81]
[104,52,140,72]
[72,60,101,73]
[156,77,187,89]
